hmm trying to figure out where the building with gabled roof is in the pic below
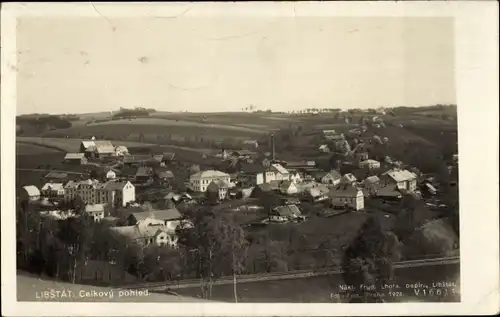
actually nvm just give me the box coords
[359,159,381,170]
[207,180,230,201]
[380,168,418,192]
[321,170,342,185]
[278,180,298,195]
[84,204,106,222]
[329,183,364,210]
[41,182,65,198]
[189,170,230,192]
[80,140,115,158]
[20,185,41,201]
[64,153,87,165]
[270,204,302,223]
[63,180,135,207]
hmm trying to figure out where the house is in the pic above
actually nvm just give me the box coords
[341,173,358,185]
[318,144,330,153]
[278,180,298,195]
[114,145,129,156]
[189,170,231,192]
[380,169,418,192]
[44,171,69,181]
[363,175,381,196]
[64,180,135,207]
[20,185,41,201]
[359,159,381,170]
[242,140,259,149]
[270,204,302,223]
[109,223,178,248]
[289,172,303,184]
[206,180,230,201]
[321,170,342,185]
[64,153,88,165]
[329,183,364,211]
[40,183,65,198]
[127,208,183,228]
[306,186,330,203]
[135,167,153,182]
[122,207,183,247]
[271,163,290,180]
[84,204,105,222]
[80,140,115,158]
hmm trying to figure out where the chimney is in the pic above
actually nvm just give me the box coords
[271,133,275,162]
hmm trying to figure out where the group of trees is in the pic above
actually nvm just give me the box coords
[16,115,73,135]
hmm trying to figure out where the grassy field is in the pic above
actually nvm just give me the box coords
[16,137,208,154]
[16,142,62,155]
[86,118,269,133]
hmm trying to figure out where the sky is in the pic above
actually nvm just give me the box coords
[16,17,456,115]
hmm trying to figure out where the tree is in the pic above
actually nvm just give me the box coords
[57,216,93,283]
[341,217,401,302]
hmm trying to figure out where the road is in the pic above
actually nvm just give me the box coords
[16,168,87,175]
[124,256,460,291]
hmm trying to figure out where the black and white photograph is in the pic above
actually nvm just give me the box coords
[1,2,498,316]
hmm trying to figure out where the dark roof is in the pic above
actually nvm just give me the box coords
[329,183,360,197]
[207,180,229,192]
[240,163,264,174]
[376,185,402,198]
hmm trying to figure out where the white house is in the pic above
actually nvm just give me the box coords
[289,172,303,184]
[271,164,290,181]
[279,181,299,195]
[321,170,342,185]
[341,173,358,185]
[111,208,183,248]
[329,183,364,211]
[189,170,231,192]
[20,185,41,201]
[380,169,418,192]
[40,183,65,198]
[318,144,330,153]
[255,163,291,185]
[84,204,105,222]
[64,180,135,207]
[359,159,381,170]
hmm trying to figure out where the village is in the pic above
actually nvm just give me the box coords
[16,114,460,287]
